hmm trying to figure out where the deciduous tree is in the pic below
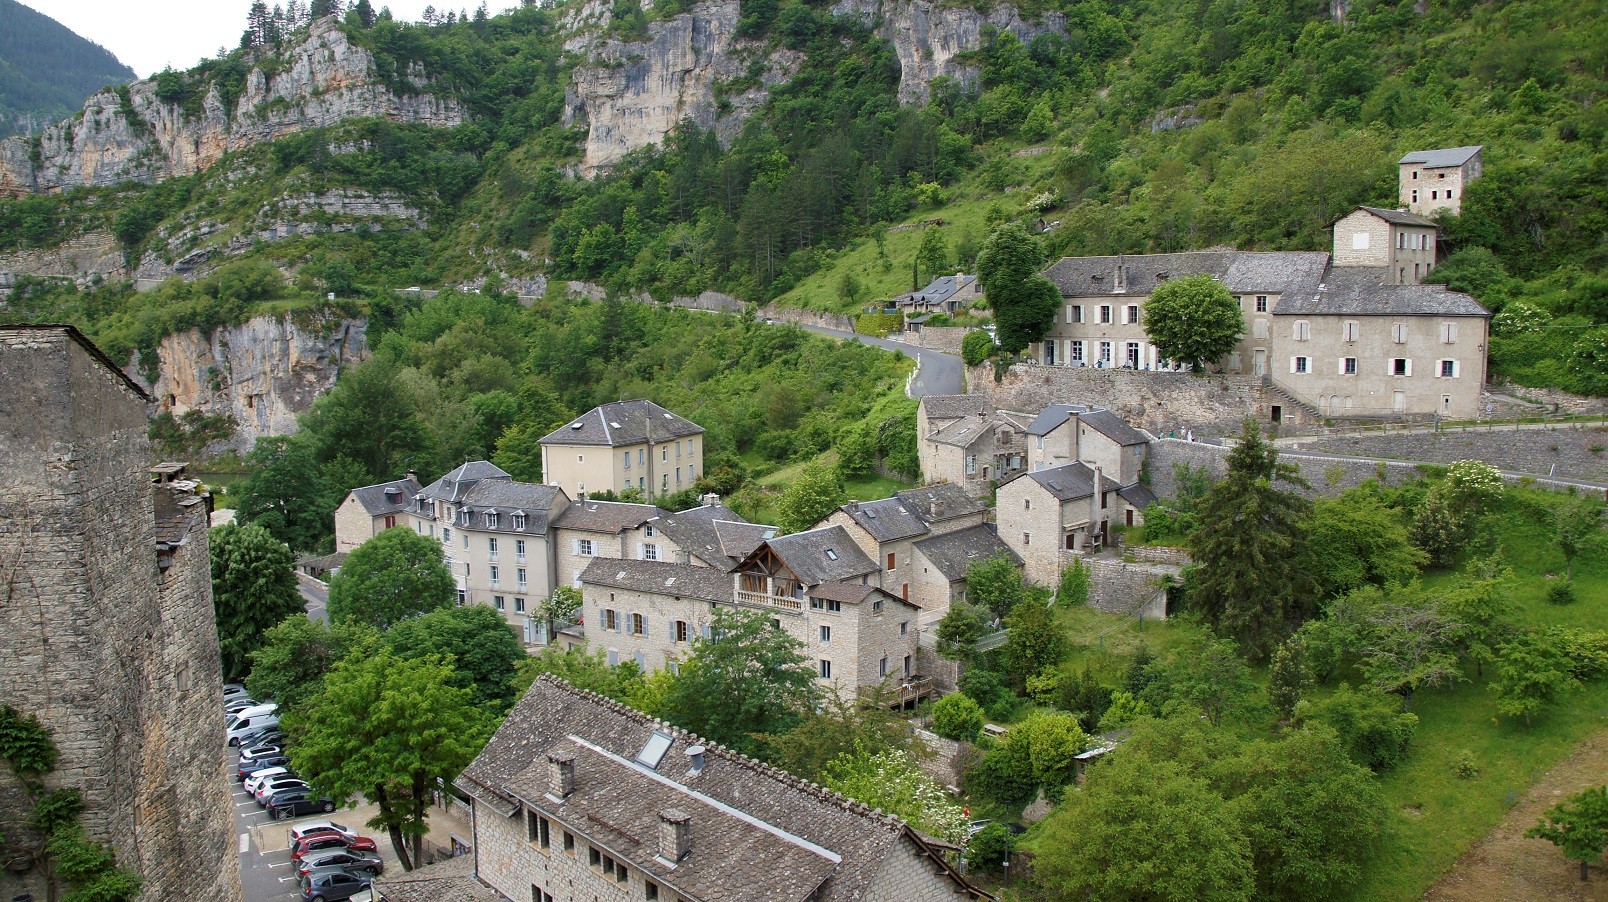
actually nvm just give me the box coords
[511,647,643,701]
[1526,785,1608,882]
[385,605,527,711]
[763,688,915,781]
[1490,629,1581,726]
[823,746,969,843]
[210,523,305,681]
[327,527,456,629]
[1143,274,1244,371]
[663,608,816,755]
[966,554,1025,620]
[976,223,1059,354]
[775,460,846,534]
[930,692,985,742]
[1266,637,1312,723]
[1000,599,1067,690]
[913,226,950,288]
[246,614,379,711]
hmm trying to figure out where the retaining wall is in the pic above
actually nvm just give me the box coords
[1283,423,1608,483]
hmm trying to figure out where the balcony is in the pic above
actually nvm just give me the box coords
[893,676,934,706]
[516,554,527,564]
[735,590,803,613]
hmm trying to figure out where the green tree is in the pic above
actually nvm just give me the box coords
[1000,599,1067,690]
[975,223,1059,355]
[491,422,546,482]
[1490,629,1582,726]
[235,435,335,552]
[913,226,950,287]
[930,692,985,742]
[1355,590,1468,710]
[299,355,433,482]
[762,688,915,782]
[935,602,990,662]
[966,554,1026,620]
[775,460,846,534]
[1526,785,1608,882]
[534,586,583,647]
[210,522,304,681]
[1143,274,1244,371]
[1098,689,1152,731]
[1188,419,1314,659]
[961,329,995,366]
[385,605,527,711]
[662,608,816,755]
[1557,498,1602,578]
[327,528,456,629]
[823,745,969,844]
[511,647,643,701]
[966,822,1015,874]
[1057,557,1090,607]
[1305,490,1427,600]
[246,614,379,711]
[286,650,492,870]
[1148,636,1261,727]
[1266,637,1312,723]
[1294,683,1418,772]
[1012,710,1088,791]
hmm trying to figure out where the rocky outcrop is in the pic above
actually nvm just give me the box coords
[565,1,801,176]
[134,312,369,452]
[0,18,465,195]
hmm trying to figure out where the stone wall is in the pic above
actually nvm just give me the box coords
[1283,424,1608,483]
[0,327,241,902]
[914,326,971,354]
[757,303,857,332]
[1075,554,1175,618]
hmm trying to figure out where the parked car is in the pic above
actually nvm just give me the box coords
[227,702,278,722]
[240,742,285,761]
[223,683,251,702]
[297,850,384,880]
[243,767,291,795]
[227,713,281,746]
[268,788,337,820]
[236,757,291,783]
[255,777,310,803]
[236,726,284,750]
[290,822,359,845]
[299,869,371,901]
[292,834,377,862]
[225,698,258,716]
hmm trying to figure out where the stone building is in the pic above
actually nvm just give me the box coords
[995,462,1126,586]
[332,472,420,553]
[1331,206,1439,284]
[1399,145,1483,217]
[552,499,666,591]
[457,676,989,902]
[893,272,981,314]
[915,394,1027,497]
[540,400,705,502]
[0,325,241,902]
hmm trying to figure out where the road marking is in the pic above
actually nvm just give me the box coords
[239,832,250,853]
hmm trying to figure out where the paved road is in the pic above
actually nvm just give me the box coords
[230,750,308,901]
[298,579,328,623]
[796,325,965,397]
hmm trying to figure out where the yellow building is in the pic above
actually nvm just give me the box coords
[540,399,705,502]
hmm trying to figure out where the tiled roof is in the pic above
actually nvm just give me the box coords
[1024,462,1099,501]
[894,273,977,307]
[650,504,775,571]
[1043,251,1331,298]
[895,483,987,522]
[553,500,664,535]
[713,520,777,562]
[457,677,985,902]
[1399,145,1482,168]
[1273,267,1490,317]
[455,481,565,535]
[1023,403,1087,436]
[1354,205,1438,228]
[840,497,928,543]
[919,395,992,421]
[927,415,993,449]
[153,484,207,550]
[370,856,498,902]
[419,461,511,503]
[1118,482,1159,510]
[756,525,878,586]
[808,581,916,609]
[348,476,420,517]
[914,524,1022,581]
[1080,409,1150,447]
[540,400,704,447]
[580,558,732,604]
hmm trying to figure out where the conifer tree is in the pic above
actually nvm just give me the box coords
[245,1,272,46]
[1188,419,1314,660]
[352,0,377,27]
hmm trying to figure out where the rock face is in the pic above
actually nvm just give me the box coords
[138,312,369,451]
[0,18,464,195]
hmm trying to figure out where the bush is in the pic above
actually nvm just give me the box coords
[958,667,1019,721]
[966,823,1015,874]
[961,329,995,366]
[1548,580,1578,605]
[931,692,986,742]
[1295,684,1418,772]
[1454,750,1480,780]
[855,312,902,336]
[961,742,1038,805]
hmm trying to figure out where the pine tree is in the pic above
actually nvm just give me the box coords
[1188,418,1315,660]
[285,0,306,30]
[246,1,272,46]
[1267,637,1312,723]
[352,0,377,27]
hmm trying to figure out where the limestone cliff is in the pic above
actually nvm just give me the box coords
[0,18,464,195]
[135,312,368,451]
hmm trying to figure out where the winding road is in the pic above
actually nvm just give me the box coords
[795,325,965,398]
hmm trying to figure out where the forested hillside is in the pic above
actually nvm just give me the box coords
[0,0,135,138]
[1,0,1604,393]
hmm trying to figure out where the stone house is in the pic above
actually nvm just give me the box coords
[1331,206,1439,285]
[456,676,990,902]
[650,500,777,570]
[1023,405,1151,485]
[333,473,420,553]
[916,394,1028,497]
[995,463,1124,586]
[552,500,666,591]
[540,399,705,502]
[1399,145,1482,217]
[578,558,733,671]
[894,272,981,315]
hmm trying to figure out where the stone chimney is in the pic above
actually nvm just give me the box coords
[929,499,946,520]
[547,751,575,800]
[405,470,419,485]
[658,809,691,863]
[701,493,721,507]
[1090,465,1105,536]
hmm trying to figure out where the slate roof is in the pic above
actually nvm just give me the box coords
[1024,403,1088,436]
[371,856,499,902]
[1080,409,1150,447]
[914,524,1022,581]
[553,500,664,535]
[755,525,878,586]
[1354,205,1438,228]
[457,677,986,902]
[808,581,917,609]
[540,400,704,447]
[419,461,511,504]
[1043,251,1331,298]
[895,483,987,522]
[651,503,775,570]
[1274,267,1490,317]
[1118,482,1159,510]
[927,415,993,448]
[714,520,777,562]
[1023,462,1099,501]
[1399,145,1482,168]
[920,395,992,422]
[895,273,977,307]
[840,497,928,543]
[454,481,566,535]
[348,475,420,517]
[580,558,732,604]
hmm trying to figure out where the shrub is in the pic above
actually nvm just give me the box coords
[1454,750,1480,780]
[1548,580,1578,605]
[962,745,1038,805]
[1295,684,1418,772]
[958,666,1020,722]
[961,329,995,366]
[931,693,986,742]
[966,823,1015,874]
[1057,557,1091,607]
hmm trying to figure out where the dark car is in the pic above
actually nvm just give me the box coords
[300,870,371,901]
[268,788,336,820]
[236,755,291,782]
[292,834,378,862]
[236,726,283,749]
[297,849,384,880]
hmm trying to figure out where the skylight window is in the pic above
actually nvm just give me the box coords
[637,731,674,769]
[825,549,838,560]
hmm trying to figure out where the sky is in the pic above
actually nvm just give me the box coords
[18,1,513,79]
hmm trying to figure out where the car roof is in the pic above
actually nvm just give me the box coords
[291,822,351,838]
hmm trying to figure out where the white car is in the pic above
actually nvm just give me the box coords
[243,767,290,796]
[226,713,280,746]
[255,776,309,804]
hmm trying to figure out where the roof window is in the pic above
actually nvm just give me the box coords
[570,422,583,429]
[825,549,838,560]
[637,730,674,770]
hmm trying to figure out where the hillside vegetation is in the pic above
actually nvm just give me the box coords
[1,0,1605,395]
[0,0,135,138]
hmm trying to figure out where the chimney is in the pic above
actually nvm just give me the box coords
[701,493,720,507]
[547,752,575,800]
[406,470,419,484]
[658,809,691,863]
[930,499,946,519]
[686,744,706,775]
[1090,465,1105,535]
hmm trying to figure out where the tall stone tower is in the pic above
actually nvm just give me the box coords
[0,326,242,901]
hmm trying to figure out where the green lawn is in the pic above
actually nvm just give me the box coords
[738,450,913,525]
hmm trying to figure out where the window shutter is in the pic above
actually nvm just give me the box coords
[669,621,677,641]
[641,615,649,634]
[701,623,711,640]
[1338,358,1347,375]
[1290,357,1299,374]
[1404,359,1414,377]
[1452,360,1460,378]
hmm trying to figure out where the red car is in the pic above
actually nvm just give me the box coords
[291,833,378,862]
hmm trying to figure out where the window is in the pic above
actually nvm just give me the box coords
[513,513,526,531]
[564,832,574,853]
[1253,318,1269,339]
[809,598,843,613]
[1411,189,1419,202]
[1412,170,1419,180]
[642,543,658,561]
[1343,321,1359,342]
[576,539,594,556]
[645,525,656,538]
[1438,359,1459,378]
[1101,491,1110,509]
[1069,340,1085,363]
[820,625,831,643]
[514,597,526,613]
[1126,304,1140,325]
[533,888,554,902]
[965,455,976,476]
[1447,189,1453,199]
[383,515,396,529]
[1069,304,1084,323]
[1392,358,1412,376]
[1255,295,1268,312]
[1441,322,1458,344]
[490,565,500,587]
[674,620,689,643]
[1099,305,1112,324]
[646,882,660,901]
[825,549,838,560]
[1024,498,1031,511]
[494,595,505,611]
[1291,356,1310,374]
[880,656,889,677]
[517,568,528,590]
[886,552,896,570]
[900,620,909,636]
[488,511,500,529]
[1023,532,1031,546]
[1397,232,1406,249]
[631,612,645,635]
[623,451,631,470]
[488,537,499,560]
[638,449,645,466]
[1340,357,1358,375]
[1391,323,1408,344]
[516,539,526,562]
[1293,320,1310,341]
[442,527,452,543]
[1351,232,1370,250]
[527,811,551,849]
[662,447,668,462]
[589,847,601,867]
[873,598,884,613]
[1431,189,1438,200]
[1098,341,1112,363]
[607,649,619,666]
[604,609,619,631]
[1126,342,1141,368]
[820,659,832,679]
[663,473,669,491]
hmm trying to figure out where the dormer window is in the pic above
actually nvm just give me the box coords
[487,510,499,529]
[513,512,526,531]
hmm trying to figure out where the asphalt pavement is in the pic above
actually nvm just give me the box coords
[299,579,328,623]
[795,325,965,397]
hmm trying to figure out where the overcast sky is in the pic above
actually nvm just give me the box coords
[19,1,514,79]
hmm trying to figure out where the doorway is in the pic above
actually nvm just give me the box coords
[1253,349,1267,376]
[1270,405,1282,424]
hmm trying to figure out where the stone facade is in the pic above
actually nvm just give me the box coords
[1282,425,1608,484]
[540,401,704,503]
[1276,309,1488,419]
[1399,146,1483,217]
[0,326,241,902]
[1331,208,1437,284]
[1077,555,1175,617]
[995,466,1126,586]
